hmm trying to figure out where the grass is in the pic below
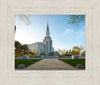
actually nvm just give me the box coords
[59,59,85,68]
[15,59,41,68]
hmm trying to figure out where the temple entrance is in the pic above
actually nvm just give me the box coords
[41,52,58,59]
[49,52,54,56]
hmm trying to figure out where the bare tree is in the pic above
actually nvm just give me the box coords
[19,15,30,25]
[15,15,30,33]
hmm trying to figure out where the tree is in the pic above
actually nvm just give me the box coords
[15,41,22,48]
[15,41,30,56]
[68,15,85,25]
[81,50,85,56]
[28,51,34,56]
[23,44,28,50]
[18,15,30,25]
[62,49,66,56]
[15,15,30,33]
[15,25,16,33]
[58,49,62,56]
[68,49,72,56]
[15,45,23,56]
[79,45,84,56]
[15,41,22,57]
[65,50,69,56]
[34,49,37,55]
[72,46,80,55]
[22,44,29,54]
[15,15,30,25]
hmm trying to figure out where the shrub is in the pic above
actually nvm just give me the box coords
[40,52,46,55]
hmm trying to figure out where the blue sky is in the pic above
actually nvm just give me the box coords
[15,15,85,51]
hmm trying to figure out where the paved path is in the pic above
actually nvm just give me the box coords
[25,59,77,70]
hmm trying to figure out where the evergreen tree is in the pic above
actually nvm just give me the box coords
[68,49,72,56]
[65,50,68,56]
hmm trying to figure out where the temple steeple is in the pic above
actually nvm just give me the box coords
[46,21,50,37]
[43,21,53,55]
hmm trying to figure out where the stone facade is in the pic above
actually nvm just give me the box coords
[28,42,45,55]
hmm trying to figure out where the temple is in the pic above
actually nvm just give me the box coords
[28,22,56,56]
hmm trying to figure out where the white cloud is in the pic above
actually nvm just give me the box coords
[62,27,85,48]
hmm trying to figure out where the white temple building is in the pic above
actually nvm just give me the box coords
[28,22,56,56]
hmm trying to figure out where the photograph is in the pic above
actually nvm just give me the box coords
[15,15,85,70]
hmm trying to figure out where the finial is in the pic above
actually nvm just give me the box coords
[47,21,49,24]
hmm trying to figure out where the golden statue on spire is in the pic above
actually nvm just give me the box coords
[47,21,49,24]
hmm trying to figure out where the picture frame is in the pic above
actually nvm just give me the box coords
[0,0,100,85]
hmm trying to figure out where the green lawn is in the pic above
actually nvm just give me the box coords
[59,59,85,68]
[15,59,41,68]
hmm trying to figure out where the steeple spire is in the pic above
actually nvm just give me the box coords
[47,21,49,30]
[46,21,50,37]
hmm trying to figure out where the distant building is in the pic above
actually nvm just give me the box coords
[28,22,55,56]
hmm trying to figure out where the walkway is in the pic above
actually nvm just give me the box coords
[25,59,77,70]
